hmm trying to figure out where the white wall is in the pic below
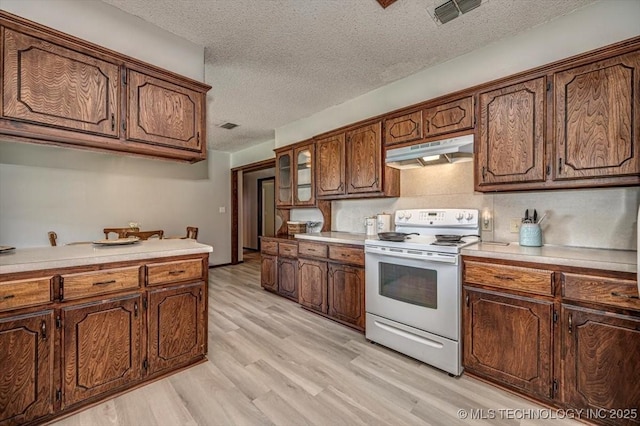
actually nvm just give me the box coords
[275,0,640,250]
[0,0,232,265]
[230,139,276,168]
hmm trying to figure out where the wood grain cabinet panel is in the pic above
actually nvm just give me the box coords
[463,287,553,399]
[147,282,206,376]
[477,77,546,187]
[126,69,203,152]
[278,242,298,258]
[260,254,278,292]
[147,259,203,287]
[423,96,474,138]
[561,305,640,425]
[298,242,328,259]
[554,51,640,180]
[328,245,365,267]
[0,277,52,312]
[562,272,640,311]
[464,261,553,296]
[276,149,294,207]
[328,263,365,331]
[0,310,54,426]
[62,295,142,408]
[316,133,346,197]
[261,240,278,256]
[384,110,423,146]
[60,266,140,300]
[2,28,119,137]
[298,258,328,314]
[277,257,298,301]
[346,122,383,194]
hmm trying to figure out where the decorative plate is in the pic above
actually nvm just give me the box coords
[0,245,15,253]
[92,237,140,246]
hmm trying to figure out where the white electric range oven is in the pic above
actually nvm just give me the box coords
[365,208,480,376]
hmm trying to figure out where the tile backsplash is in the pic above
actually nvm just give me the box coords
[323,162,639,250]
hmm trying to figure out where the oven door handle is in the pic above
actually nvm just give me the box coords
[365,246,458,264]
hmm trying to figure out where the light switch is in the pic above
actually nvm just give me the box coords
[219,207,226,213]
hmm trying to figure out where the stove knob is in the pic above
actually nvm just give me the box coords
[466,212,474,221]
[455,212,464,221]
[397,211,405,219]
[405,212,412,219]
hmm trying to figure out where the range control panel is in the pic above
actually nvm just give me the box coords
[395,209,478,227]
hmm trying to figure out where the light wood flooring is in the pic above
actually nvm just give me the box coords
[53,256,579,426]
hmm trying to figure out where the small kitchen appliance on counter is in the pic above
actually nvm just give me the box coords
[365,208,480,376]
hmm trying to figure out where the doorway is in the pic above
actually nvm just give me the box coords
[257,177,275,250]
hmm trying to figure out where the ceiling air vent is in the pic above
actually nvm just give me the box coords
[218,122,239,130]
[434,0,482,24]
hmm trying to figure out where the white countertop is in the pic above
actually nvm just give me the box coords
[462,242,637,274]
[294,232,368,246]
[0,239,213,274]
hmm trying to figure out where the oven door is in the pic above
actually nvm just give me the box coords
[365,246,460,340]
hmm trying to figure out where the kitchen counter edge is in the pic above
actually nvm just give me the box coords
[462,243,637,274]
[0,239,213,274]
[294,232,367,246]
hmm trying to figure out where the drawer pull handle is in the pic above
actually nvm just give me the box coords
[494,275,514,281]
[568,313,572,333]
[93,280,116,286]
[1,294,15,301]
[611,291,639,300]
[169,270,186,276]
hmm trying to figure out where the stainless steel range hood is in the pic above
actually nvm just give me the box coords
[385,134,474,169]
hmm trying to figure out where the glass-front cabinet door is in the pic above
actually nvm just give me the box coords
[276,150,293,206]
[293,144,315,206]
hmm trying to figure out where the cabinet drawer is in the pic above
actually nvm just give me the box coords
[562,273,640,311]
[0,277,52,311]
[464,261,553,296]
[298,242,328,259]
[328,245,364,266]
[278,242,298,258]
[261,240,278,255]
[61,267,140,301]
[147,259,203,286]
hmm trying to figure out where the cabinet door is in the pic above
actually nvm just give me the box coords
[562,305,640,424]
[126,69,203,152]
[62,295,142,407]
[0,310,54,425]
[316,134,346,197]
[346,122,383,194]
[463,287,553,399]
[424,96,474,138]
[384,110,423,146]
[328,263,364,330]
[293,144,315,206]
[2,28,119,137]
[298,258,327,313]
[277,258,298,301]
[148,283,206,376]
[555,51,640,180]
[276,149,293,206]
[477,78,546,186]
[260,254,278,292]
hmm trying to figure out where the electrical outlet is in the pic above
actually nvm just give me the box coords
[509,218,521,233]
[482,217,493,231]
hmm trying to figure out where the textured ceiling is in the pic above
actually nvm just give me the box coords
[100,0,595,152]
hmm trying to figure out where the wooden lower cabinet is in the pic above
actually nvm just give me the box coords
[147,282,206,376]
[62,294,143,408]
[260,254,278,292]
[561,305,640,425]
[463,287,554,399]
[298,258,328,313]
[328,263,365,331]
[0,310,54,426]
[277,257,298,301]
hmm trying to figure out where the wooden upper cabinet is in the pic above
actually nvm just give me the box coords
[2,28,119,138]
[346,121,383,194]
[276,149,293,207]
[293,143,315,206]
[316,133,346,197]
[126,69,204,152]
[477,77,546,187]
[554,51,640,181]
[384,110,423,146]
[424,96,474,138]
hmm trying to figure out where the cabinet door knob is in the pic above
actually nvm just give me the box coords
[568,313,572,333]
[41,320,47,340]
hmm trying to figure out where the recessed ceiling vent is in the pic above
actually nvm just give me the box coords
[434,0,482,24]
[218,122,239,130]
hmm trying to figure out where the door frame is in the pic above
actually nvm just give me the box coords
[257,177,275,251]
[231,158,276,264]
